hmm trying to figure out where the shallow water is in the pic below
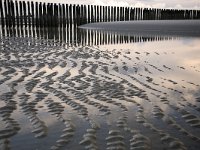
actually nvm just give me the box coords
[0,26,200,150]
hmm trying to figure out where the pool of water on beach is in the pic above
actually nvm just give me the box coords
[0,26,200,150]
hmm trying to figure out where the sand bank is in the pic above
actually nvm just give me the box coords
[79,20,200,37]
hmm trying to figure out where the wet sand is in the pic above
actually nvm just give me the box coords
[0,31,200,149]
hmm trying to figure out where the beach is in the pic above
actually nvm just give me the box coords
[0,20,200,150]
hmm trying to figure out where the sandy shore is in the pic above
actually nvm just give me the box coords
[79,20,200,37]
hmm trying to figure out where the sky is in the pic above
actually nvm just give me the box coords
[20,0,200,10]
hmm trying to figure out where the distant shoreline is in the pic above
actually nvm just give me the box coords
[79,20,200,37]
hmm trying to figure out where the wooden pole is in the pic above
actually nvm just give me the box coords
[114,6,116,21]
[69,4,72,27]
[39,2,43,27]
[66,4,69,28]
[27,1,31,26]
[76,5,80,26]
[100,6,102,22]
[4,0,8,27]
[117,7,119,21]
[54,4,59,27]
[10,0,15,27]
[87,5,90,23]
[43,3,46,27]
[31,1,34,27]
[62,4,66,27]
[105,6,108,22]
[94,5,96,22]
[35,2,39,27]
[19,1,23,27]
[73,4,76,26]
[102,6,105,22]
[97,5,99,22]
[108,6,110,21]
[91,5,94,23]
[111,6,113,21]
[0,0,5,28]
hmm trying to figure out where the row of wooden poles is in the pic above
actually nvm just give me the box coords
[0,25,176,46]
[0,0,200,28]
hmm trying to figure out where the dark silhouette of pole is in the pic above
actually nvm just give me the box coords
[0,0,5,28]
[69,4,72,27]
[43,3,47,27]
[97,5,99,22]
[87,5,90,23]
[76,5,80,26]
[117,7,119,21]
[66,4,69,28]
[19,1,23,27]
[31,1,34,27]
[105,6,107,22]
[73,4,76,26]
[62,4,66,27]
[91,5,94,23]
[39,2,43,27]
[83,5,87,24]
[27,1,31,26]
[100,6,102,22]
[35,2,39,27]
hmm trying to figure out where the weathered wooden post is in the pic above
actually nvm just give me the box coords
[83,5,87,24]
[194,10,198,19]
[105,6,107,22]
[47,3,50,27]
[69,4,72,27]
[80,5,84,25]
[66,4,69,28]
[114,6,116,21]
[130,8,133,20]
[125,7,128,21]
[39,2,43,27]
[111,6,113,21]
[122,7,125,20]
[91,5,94,23]
[197,10,200,19]
[108,6,110,21]
[62,4,66,27]
[27,1,31,27]
[97,5,99,22]
[102,6,105,22]
[143,8,147,20]
[7,0,12,27]
[59,4,63,27]
[43,3,46,27]
[19,1,23,27]
[153,8,156,20]
[0,0,5,28]
[31,1,34,27]
[87,5,90,23]
[35,2,39,27]
[94,5,96,22]
[76,5,80,26]
[4,0,8,27]
[54,4,59,27]
[100,6,102,22]
[10,0,15,27]
[73,4,76,26]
